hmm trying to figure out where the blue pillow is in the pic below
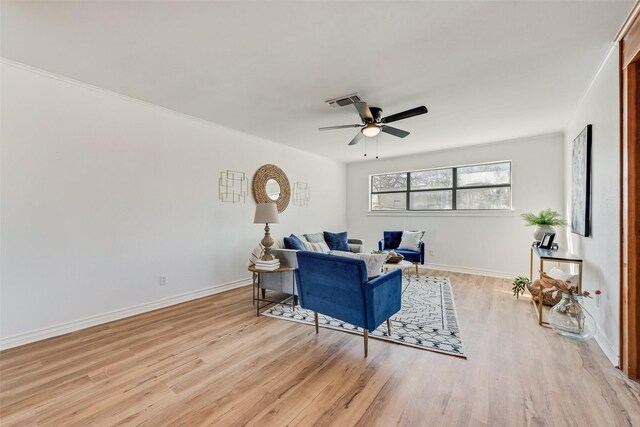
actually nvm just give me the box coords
[284,234,306,251]
[323,231,350,252]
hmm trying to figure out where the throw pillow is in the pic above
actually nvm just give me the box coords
[323,231,350,252]
[284,234,306,251]
[304,232,326,244]
[329,250,389,279]
[303,241,330,253]
[397,230,424,252]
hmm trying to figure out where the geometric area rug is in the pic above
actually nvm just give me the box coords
[262,275,466,359]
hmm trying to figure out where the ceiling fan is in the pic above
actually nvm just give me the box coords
[319,101,428,146]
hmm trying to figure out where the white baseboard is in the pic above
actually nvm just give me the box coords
[422,263,522,280]
[0,278,251,351]
[595,331,620,367]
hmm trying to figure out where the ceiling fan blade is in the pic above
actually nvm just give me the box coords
[382,106,428,124]
[348,132,365,146]
[353,102,373,121]
[318,124,362,131]
[381,126,410,138]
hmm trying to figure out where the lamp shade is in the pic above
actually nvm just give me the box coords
[254,203,279,224]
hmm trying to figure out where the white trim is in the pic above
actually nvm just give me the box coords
[0,278,251,351]
[367,209,515,218]
[421,263,522,280]
[615,1,640,42]
[595,330,620,368]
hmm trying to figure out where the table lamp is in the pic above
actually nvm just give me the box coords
[254,203,279,261]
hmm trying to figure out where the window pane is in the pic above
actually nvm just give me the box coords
[457,162,510,187]
[371,193,407,210]
[372,173,407,192]
[457,187,511,210]
[410,169,453,190]
[410,191,452,210]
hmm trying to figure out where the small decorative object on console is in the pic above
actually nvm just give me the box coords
[520,209,567,241]
[538,232,556,249]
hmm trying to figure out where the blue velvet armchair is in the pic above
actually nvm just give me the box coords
[295,252,402,357]
[378,231,425,276]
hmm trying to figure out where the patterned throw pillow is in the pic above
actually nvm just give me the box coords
[397,230,425,252]
[329,250,389,279]
[304,232,326,244]
[303,241,330,253]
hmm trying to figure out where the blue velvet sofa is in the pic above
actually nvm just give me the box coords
[295,251,402,357]
[378,230,425,276]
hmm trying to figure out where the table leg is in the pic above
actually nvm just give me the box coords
[538,259,544,325]
[256,273,261,317]
[578,261,583,293]
[529,248,533,282]
[252,272,256,306]
[291,270,296,310]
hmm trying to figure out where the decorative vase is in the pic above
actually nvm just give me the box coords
[548,294,597,341]
[533,225,555,242]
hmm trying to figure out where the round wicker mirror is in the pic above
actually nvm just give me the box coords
[252,164,291,212]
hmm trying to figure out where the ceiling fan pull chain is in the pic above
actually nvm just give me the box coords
[376,134,379,159]
[364,137,367,157]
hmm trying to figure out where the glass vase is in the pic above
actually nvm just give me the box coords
[548,294,597,341]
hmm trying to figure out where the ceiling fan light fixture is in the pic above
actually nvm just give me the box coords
[362,124,381,138]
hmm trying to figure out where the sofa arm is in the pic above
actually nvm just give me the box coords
[348,238,364,253]
[419,241,425,264]
[364,269,402,331]
[271,248,299,268]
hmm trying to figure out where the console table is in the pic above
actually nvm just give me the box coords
[529,245,583,326]
[248,265,296,317]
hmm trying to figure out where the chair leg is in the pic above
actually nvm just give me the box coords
[363,330,369,357]
[386,319,392,336]
[314,312,319,334]
[261,288,266,298]
[414,262,419,277]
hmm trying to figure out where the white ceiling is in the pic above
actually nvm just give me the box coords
[1,1,633,163]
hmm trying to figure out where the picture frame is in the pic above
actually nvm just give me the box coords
[571,124,592,236]
[539,232,556,250]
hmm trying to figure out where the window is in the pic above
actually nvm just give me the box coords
[370,161,511,211]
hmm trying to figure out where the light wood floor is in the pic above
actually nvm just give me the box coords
[2,270,640,426]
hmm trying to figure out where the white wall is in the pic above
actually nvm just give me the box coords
[0,61,347,348]
[346,133,565,278]
[564,46,620,366]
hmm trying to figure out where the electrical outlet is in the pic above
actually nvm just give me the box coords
[160,275,168,286]
[429,249,435,256]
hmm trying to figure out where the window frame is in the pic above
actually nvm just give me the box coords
[369,160,512,212]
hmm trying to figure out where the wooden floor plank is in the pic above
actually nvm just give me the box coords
[1,270,639,426]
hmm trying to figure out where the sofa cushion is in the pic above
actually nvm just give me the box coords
[303,241,330,253]
[324,231,350,252]
[304,232,326,244]
[394,249,421,263]
[284,234,306,251]
[329,250,389,279]
[397,230,424,252]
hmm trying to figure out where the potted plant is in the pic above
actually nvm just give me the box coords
[520,209,567,241]
[512,276,530,300]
